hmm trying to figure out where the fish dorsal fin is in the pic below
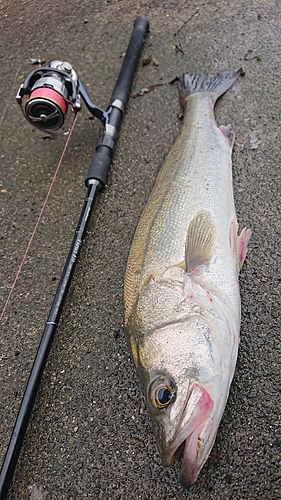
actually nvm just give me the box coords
[185,210,216,271]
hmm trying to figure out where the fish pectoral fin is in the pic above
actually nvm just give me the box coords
[185,210,216,271]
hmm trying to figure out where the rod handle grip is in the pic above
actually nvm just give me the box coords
[85,150,112,187]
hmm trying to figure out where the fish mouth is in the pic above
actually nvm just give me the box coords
[179,420,209,488]
[166,383,214,488]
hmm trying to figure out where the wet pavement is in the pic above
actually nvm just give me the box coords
[0,1,280,499]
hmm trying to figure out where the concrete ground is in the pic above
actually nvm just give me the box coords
[0,1,280,499]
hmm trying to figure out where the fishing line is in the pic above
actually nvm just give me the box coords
[0,112,79,321]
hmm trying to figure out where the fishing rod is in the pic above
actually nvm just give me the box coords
[0,16,149,499]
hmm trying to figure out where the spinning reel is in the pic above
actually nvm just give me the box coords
[16,58,126,186]
[16,60,108,131]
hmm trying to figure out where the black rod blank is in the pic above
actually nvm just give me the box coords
[110,16,150,104]
[0,16,149,500]
[0,180,100,500]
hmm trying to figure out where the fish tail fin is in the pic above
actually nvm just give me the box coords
[177,68,243,107]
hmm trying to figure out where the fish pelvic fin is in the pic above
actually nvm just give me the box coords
[177,68,243,107]
[185,210,216,271]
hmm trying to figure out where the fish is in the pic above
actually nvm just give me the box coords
[124,68,251,487]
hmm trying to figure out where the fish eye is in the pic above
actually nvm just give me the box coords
[149,377,176,409]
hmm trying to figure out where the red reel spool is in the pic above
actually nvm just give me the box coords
[25,87,68,131]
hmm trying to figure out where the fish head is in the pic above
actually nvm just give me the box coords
[136,316,233,488]
[147,376,214,487]
[128,270,239,487]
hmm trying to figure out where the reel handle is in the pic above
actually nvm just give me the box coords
[110,16,150,105]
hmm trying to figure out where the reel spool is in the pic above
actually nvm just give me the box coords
[17,60,81,131]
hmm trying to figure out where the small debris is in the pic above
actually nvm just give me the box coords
[142,55,159,67]
[42,134,55,140]
[1,189,7,194]
[131,83,164,98]
[30,58,45,65]
[84,18,88,24]
[151,56,159,67]
[174,10,199,54]
[250,130,261,150]
[114,329,121,339]
[142,55,152,66]
[169,76,179,85]
[28,484,46,500]
[244,49,261,61]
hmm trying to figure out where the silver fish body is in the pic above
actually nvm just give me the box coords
[124,69,250,487]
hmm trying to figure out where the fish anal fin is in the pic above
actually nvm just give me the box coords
[186,211,216,271]
[238,227,251,270]
[229,216,251,272]
[219,124,235,148]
